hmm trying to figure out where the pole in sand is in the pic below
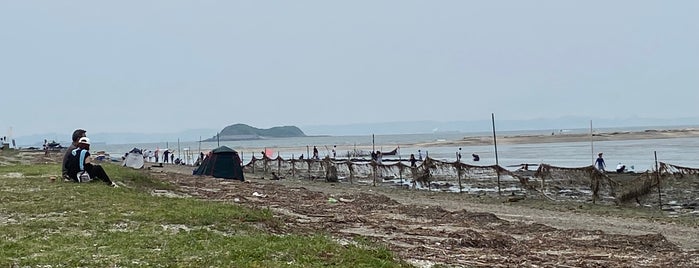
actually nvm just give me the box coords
[655,151,662,210]
[590,120,594,166]
[492,113,501,195]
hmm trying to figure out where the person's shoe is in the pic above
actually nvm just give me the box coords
[109,182,119,188]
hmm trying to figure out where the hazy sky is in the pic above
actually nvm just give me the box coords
[2,1,698,137]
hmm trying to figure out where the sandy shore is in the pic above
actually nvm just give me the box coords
[416,128,699,147]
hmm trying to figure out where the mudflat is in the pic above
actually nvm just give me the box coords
[417,128,699,147]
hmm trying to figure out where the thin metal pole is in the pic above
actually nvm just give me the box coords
[590,120,594,165]
[372,134,375,153]
[655,151,662,210]
[492,113,501,195]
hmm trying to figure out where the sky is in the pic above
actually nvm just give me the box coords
[1,1,698,138]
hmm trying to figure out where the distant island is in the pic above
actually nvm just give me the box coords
[204,124,306,141]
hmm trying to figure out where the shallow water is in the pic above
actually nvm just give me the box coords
[93,132,699,172]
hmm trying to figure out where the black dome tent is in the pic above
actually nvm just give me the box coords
[193,146,244,181]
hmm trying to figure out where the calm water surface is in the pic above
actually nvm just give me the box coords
[93,131,699,172]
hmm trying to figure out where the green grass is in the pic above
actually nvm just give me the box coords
[0,163,409,267]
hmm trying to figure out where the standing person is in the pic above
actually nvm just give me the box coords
[312,146,319,160]
[170,153,174,164]
[409,154,417,167]
[65,137,117,187]
[456,147,462,162]
[332,145,337,158]
[154,148,160,163]
[43,139,49,156]
[418,150,423,161]
[62,129,87,181]
[595,153,606,172]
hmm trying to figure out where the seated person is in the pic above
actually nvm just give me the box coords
[472,153,480,161]
[616,163,626,173]
[62,129,86,181]
[65,137,118,187]
[518,164,529,171]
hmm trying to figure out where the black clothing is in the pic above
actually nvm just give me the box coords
[61,144,78,178]
[66,148,113,184]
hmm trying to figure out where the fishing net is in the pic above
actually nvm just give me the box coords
[242,156,698,207]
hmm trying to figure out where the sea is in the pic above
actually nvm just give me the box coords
[91,125,699,172]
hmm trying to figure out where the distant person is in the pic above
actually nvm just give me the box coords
[409,154,417,167]
[456,147,462,162]
[616,163,626,173]
[163,150,170,163]
[595,153,606,172]
[62,129,87,181]
[418,150,423,161]
[170,153,174,163]
[472,153,480,162]
[299,154,304,160]
[312,146,319,160]
[65,137,117,187]
[332,145,337,158]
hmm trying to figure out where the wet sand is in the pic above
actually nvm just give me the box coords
[417,128,699,147]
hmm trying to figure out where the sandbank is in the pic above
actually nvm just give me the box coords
[416,128,699,147]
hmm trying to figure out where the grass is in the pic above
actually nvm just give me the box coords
[0,163,410,267]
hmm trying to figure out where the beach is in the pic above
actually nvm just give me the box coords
[417,128,699,147]
[3,149,698,267]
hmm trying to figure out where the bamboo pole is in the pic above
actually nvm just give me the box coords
[492,113,501,195]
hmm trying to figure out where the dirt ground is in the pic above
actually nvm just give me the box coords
[14,152,699,267]
[141,161,699,267]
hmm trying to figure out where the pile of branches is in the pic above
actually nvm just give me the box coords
[534,164,616,202]
[660,162,699,177]
[615,172,659,203]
